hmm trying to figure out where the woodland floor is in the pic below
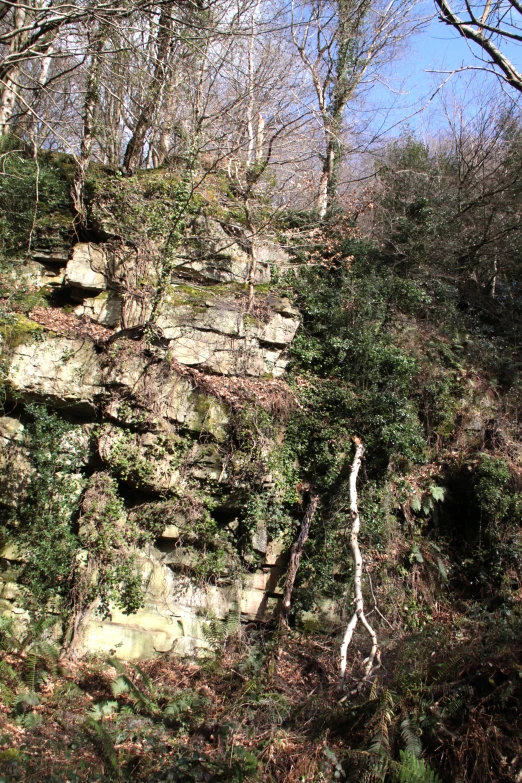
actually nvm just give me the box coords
[1,610,522,783]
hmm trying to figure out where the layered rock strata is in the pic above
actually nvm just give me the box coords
[0,217,299,659]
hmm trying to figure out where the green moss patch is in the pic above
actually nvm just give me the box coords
[0,314,44,349]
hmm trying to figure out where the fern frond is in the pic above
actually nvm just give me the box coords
[0,682,15,707]
[390,750,442,783]
[89,700,119,721]
[106,656,128,676]
[224,606,240,635]
[0,659,22,689]
[163,690,209,725]
[202,617,227,651]
[0,615,19,652]
[203,608,240,652]
[24,652,37,690]
[369,679,380,701]
[133,664,153,692]
[111,676,131,698]
[107,659,157,715]
[440,685,472,718]
[433,654,463,685]
[23,641,59,688]
[19,711,44,730]
[346,749,388,783]
[400,715,422,759]
[85,716,120,775]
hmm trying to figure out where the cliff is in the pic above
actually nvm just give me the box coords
[0,164,300,659]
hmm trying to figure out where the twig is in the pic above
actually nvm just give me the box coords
[365,565,394,631]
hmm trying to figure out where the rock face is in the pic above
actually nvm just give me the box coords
[155,287,299,377]
[7,335,103,412]
[75,292,122,327]
[173,216,272,284]
[0,206,298,660]
[64,243,108,293]
[82,557,240,659]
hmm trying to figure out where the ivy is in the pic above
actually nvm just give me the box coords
[1,404,83,617]
[0,407,171,625]
[77,472,151,618]
[284,257,425,482]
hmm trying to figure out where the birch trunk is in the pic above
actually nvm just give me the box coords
[340,439,379,681]
[0,2,26,135]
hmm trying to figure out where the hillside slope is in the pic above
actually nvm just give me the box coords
[0,151,521,782]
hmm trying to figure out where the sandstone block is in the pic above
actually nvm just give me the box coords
[8,335,103,412]
[65,243,107,292]
[75,292,122,327]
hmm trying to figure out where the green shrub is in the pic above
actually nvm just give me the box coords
[1,404,84,616]
[0,137,73,257]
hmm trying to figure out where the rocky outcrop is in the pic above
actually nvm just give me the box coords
[82,560,240,659]
[0,205,299,660]
[53,231,298,378]
[172,216,275,285]
[75,292,123,327]
[155,287,299,377]
[102,352,230,439]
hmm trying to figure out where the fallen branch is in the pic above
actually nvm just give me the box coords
[340,438,380,682]
[279,491,319,629]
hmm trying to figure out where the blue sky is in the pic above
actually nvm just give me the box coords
[363,11,522,139]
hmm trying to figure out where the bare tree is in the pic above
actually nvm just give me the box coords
[122,2,175,174]
[370,84,522,301]
[0,0,141,135]
[71,24,107,226]
[0,0,28,134]
[291,0,422,217]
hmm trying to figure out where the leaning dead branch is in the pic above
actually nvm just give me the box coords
[340,438,380,683]
[279,491,319,629]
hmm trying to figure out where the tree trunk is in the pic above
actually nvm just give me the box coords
[246,0,261,167]
[279,492,319,628]
[0,2,26,135]
[71,28,106,228]
[317,133,340,219]
[326,132,343,214]
[122,4,173,175]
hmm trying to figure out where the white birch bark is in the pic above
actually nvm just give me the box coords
[0,2,26,135]
[246,0,261,168]
[340,438,380,681]
[255,112,265,162]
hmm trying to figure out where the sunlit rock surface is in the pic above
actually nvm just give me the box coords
[0,214,300,659]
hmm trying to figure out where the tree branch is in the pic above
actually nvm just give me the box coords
[279,491,319,629]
